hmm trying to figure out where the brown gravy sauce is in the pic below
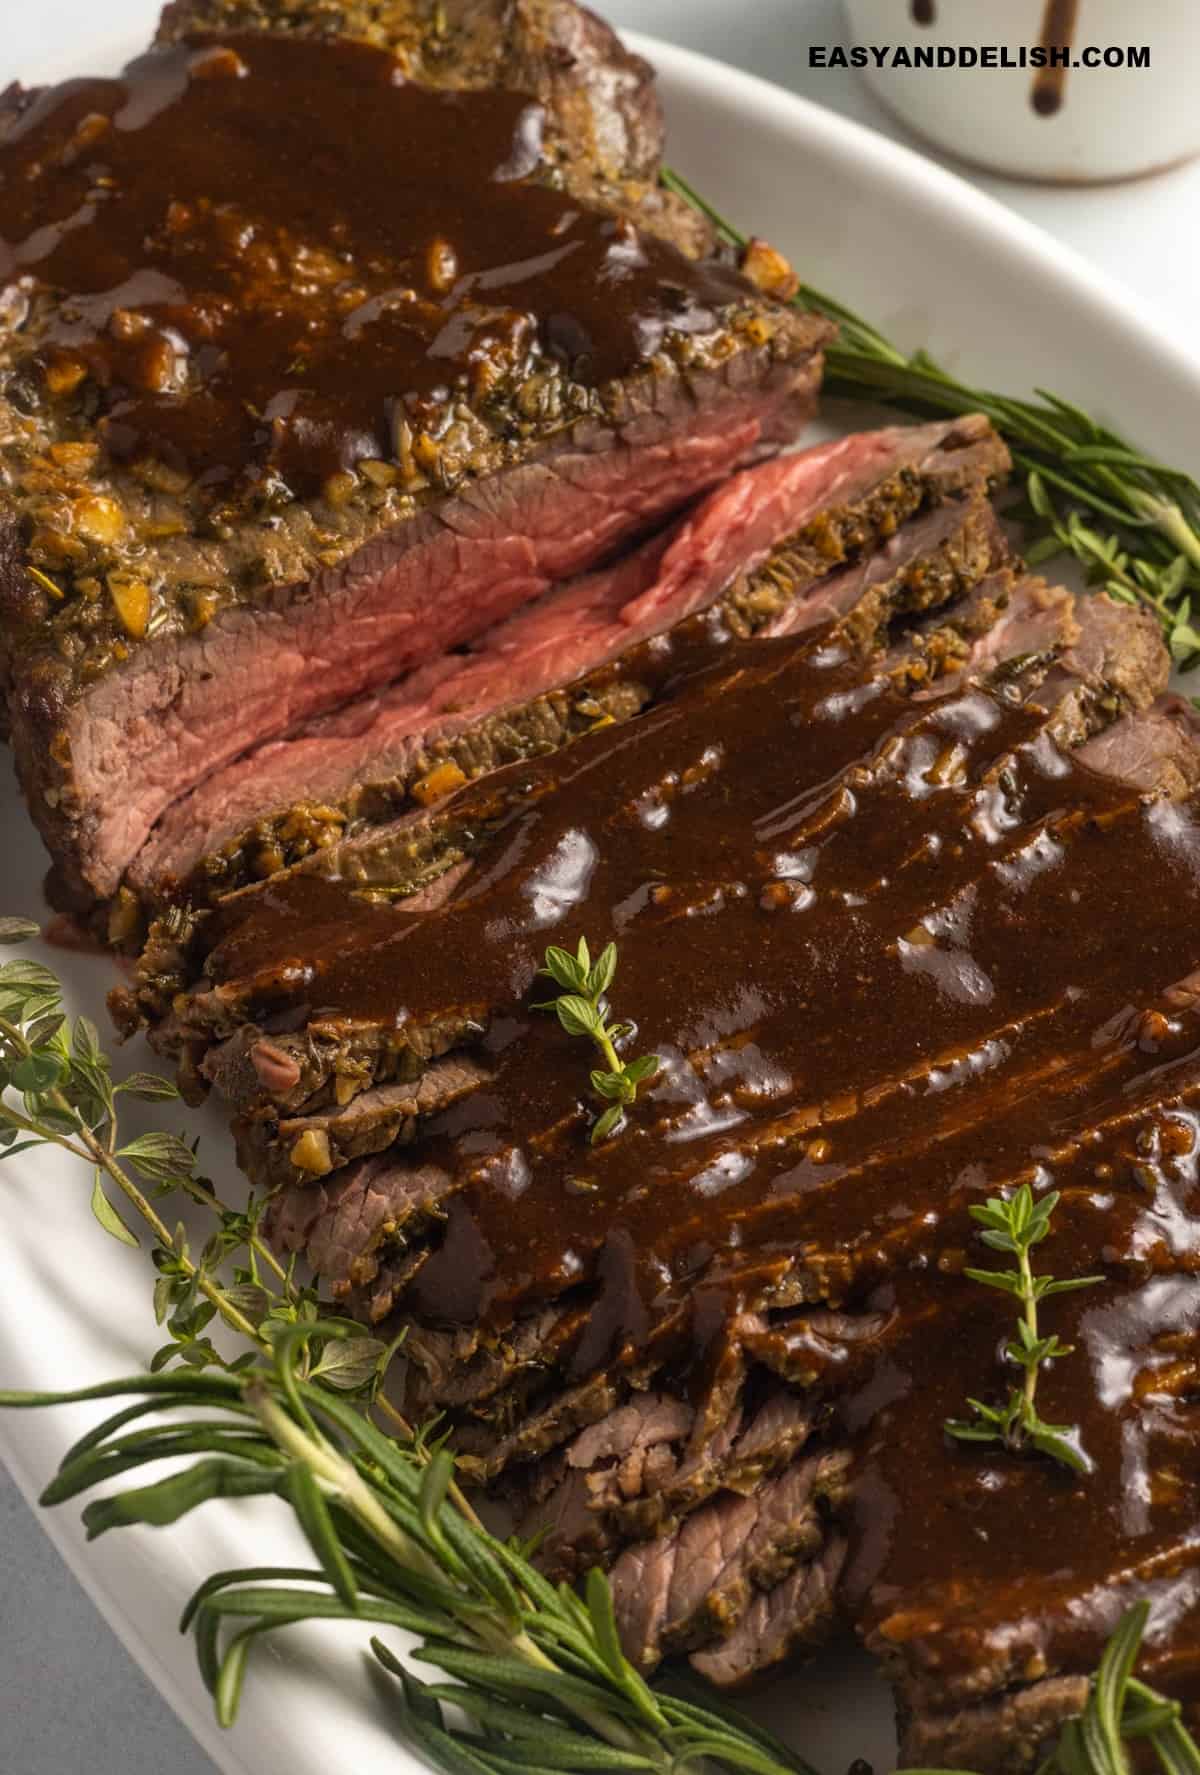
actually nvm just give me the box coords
[1032,0,1080,115]
[206,613,1200,1686]
[0,32,748,493]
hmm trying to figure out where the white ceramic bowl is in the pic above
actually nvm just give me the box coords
[844,0,1200,183]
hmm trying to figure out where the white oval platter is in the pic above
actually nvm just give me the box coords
[1,12,1198,1774]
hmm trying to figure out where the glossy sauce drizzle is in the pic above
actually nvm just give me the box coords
[206,612,1200,1691]
[207,619,1200,1338]
[0,33,750,492]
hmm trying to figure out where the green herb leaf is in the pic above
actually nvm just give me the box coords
[418,1448,456,1556]
[0,916,40,944]
[89,1171,141,1248]
[591,1104,624,1145]
[622,1054,661,1088]
[1092,1601,1150,1766]
[589,1069,628,1102]
[1027,1421,1091,1476]
[585,1566,630,1685]
[944,1418,1003,1445]
[117,1071,182,1103]
[948,1187,1097,1473]
[961,1265,1024,1297]
[25,1013,66,1050]
[554,995,603,1040]
[534,940,658,1144]
[81,1458,281,1539]
[539,945,589,993]
[309,1335,387,1392]
[285,1461,359,1609]
[0,959,60,993]
[1040,1274,1107,1298]
[585,941,618,1001]
[117,1131,198,1185]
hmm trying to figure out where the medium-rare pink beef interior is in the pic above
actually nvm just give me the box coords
[68,384,817,901]
[132,417,1006,893]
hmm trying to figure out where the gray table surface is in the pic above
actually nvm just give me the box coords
[3,2,1197,1770]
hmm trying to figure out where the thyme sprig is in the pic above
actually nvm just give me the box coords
[0,920,405,1409]
[534,937,660,1143]
[660,169,1200,669]
[944,1184,1102,1474]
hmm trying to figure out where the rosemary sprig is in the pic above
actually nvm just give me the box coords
[660,168,1200,669]
[0,1329,817,1775]
[944,1184,1102,1474]
[534,937,660,1143]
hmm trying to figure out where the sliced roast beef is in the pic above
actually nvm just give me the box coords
[236,1054,489,1189]
[689,1535,849,1689]
[131,423,1012,1081]
[0,2,832,911]
[128,414,1010,907]
[172,578,1162,1165]
[157,0,709,256]
[511,1373,815,1576]
[236,580,1178,1196]
[447,1292,775,1490]
[452,1368,630,1476]
[895,1678,1091,1775]
[263,1148,458,1290]
[215,579,1186,1437]
[1076,693,1200,797]
[237,573,1199,1732]
[191,977,484,1116]
[401,1302,590,1415]
[610,1447,852,1670]
[849,1263,1200,1767]
[508,1390,697,1572]
[714,906,1200,1321]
